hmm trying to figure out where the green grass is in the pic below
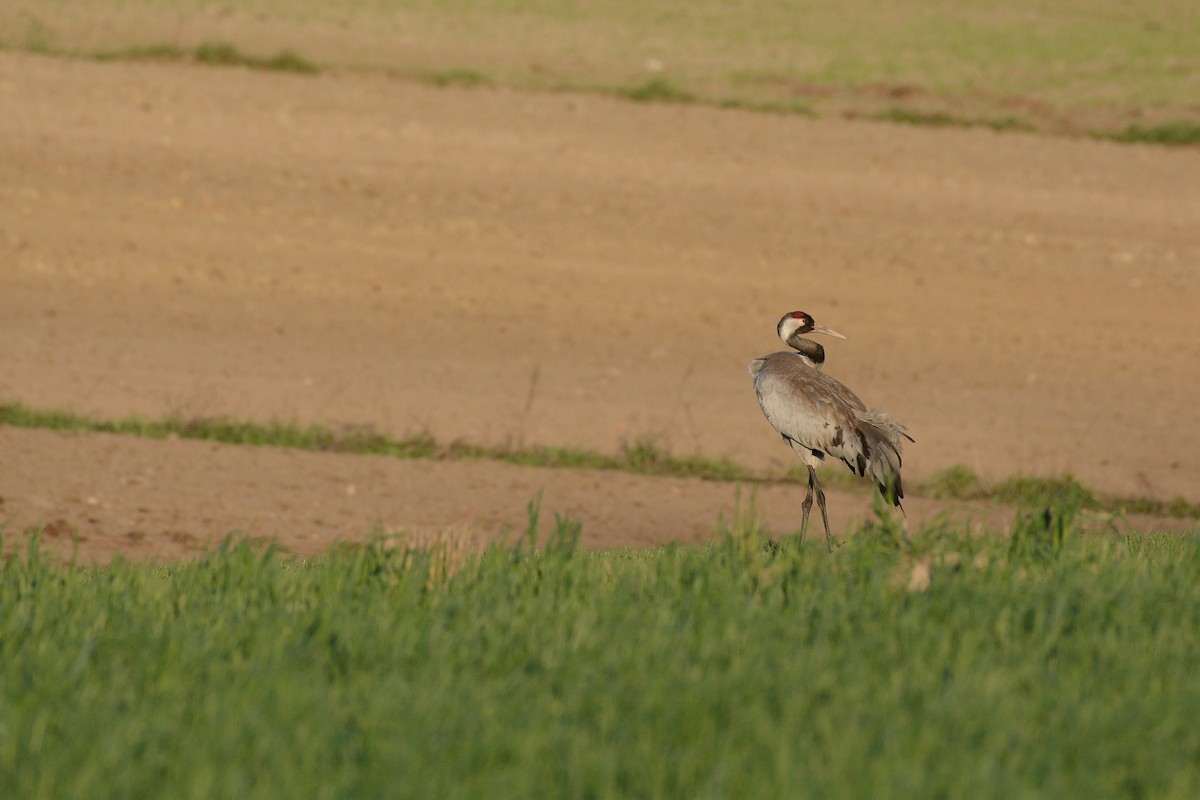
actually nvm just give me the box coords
[3,501,1200,798]
[1098,121,1200,146]
[3,402,1197,520]
[616,77,696,104]
[921,464,1200,520]
[1111,494,1200,520]
[192,40,243,66]
[78,39,319,74]
[193,40,318,74]
[0,402,750,483]
[93,43,186,62]
[20,15,51,54]
[717,96,816,117]
[872,106,1034,133]
[991,474,1100,509]
[920,463,988,500]
[262,48,319,75]
[873,107,963,128]
[4,0,1198,142]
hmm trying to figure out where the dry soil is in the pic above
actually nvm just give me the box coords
[2,52,1198,561]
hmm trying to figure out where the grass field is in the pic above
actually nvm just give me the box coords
[3,3,1199,795]
[5,0,1200,139]
[3,503,1199,798]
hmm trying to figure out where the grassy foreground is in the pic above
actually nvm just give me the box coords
[3,505,1199,798]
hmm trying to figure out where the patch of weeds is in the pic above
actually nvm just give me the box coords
[24,17,52,54]
[921,464,987,500]
[875,107,961,127]
[617,77,695,104]
[718,97,816,117]
[981,116,1033,132]
[717,489,781,564]
[1099,121,1200,146]
[94,44,186,63]
[83,40,315,73]
[264,49,318,75]
[1165,497,1200,518]
[622,438,670,471]
[992,474,1099,511]
[192,40,319,74]
[421,68,490,88]
[323,424,390,455]
[620,437,748,481]
[193,40,244,66]
[873,107,1031,133]
[1113,496,1166,516]
[856,490,911,552]
[1007,491,1089,563]
[496,444,609,471]
[1111,495,1200,520]
[445,440,493,460]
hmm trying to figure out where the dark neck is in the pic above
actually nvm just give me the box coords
[789,337,825,366]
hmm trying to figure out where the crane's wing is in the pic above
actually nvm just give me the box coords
[750,352,865,457]
[750,352,913,503]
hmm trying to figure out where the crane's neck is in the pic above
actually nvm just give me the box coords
[788,337,826,369]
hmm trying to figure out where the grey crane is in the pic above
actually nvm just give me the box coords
[749,310,913,550]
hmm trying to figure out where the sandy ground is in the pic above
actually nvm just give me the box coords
[4,426,1184,564]
[2,52,1198,560]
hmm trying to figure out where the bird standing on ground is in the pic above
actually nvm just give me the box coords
[749,310,913,550]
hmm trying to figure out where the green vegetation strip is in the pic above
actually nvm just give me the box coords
[0,402,751,480]
[1096,121,1200,146]
[9,0,1200,144]
[919,463,1200,521]
[74,39,1200,143]
[93,39,318,74]
[3,505,1199,797]
[2,401,1197,519]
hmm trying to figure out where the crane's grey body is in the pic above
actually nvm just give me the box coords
[750,311,912,550]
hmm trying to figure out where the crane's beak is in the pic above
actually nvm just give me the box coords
[813,323,846,339]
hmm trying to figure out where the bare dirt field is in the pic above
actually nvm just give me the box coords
[2,51,1198,561]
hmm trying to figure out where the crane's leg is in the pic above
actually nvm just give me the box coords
[809,465,834,552]
[798,469,815,547]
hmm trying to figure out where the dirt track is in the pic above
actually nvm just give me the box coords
[2,52,1198,560]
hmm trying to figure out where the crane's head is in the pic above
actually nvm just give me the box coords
[777,310,846,349]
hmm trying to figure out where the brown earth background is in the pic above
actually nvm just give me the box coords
[2,22,1199,561]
